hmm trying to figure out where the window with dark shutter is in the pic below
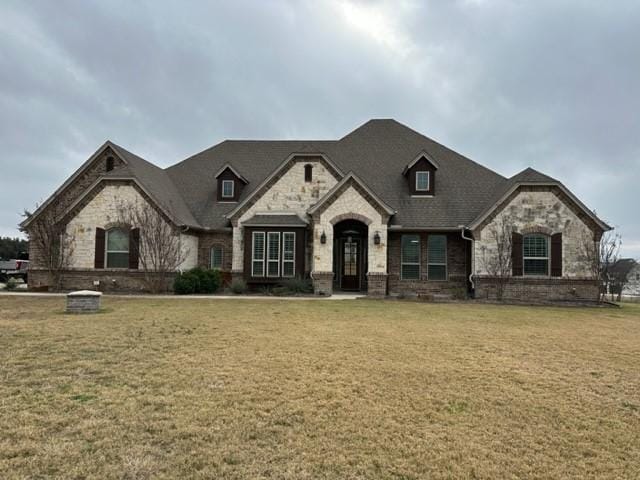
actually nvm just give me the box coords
[304,164,313,182]
[129,228,140,269]
[94,228,106,268]
[512,232,523,276]
[551,233,562,277]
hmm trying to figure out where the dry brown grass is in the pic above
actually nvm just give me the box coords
[1,296,639,479]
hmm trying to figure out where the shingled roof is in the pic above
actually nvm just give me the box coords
[26,120,609,233]
[165,119,513,230]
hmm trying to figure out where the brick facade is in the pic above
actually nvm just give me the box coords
[197,231,233,285]
[29,268,176,293]
[387,231,469,297]
[475,277,600,302]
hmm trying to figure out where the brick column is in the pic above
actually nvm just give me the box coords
[367,272,387,297]
[311,271,333,296]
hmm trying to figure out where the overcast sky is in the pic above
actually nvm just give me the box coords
[1,0,638,256]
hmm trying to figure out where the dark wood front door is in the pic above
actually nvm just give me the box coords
[340,238,361,290]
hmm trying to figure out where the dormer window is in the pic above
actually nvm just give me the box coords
[214,164,248,202]
[222,180,234,198]
[106,156,114,172]
[403,152,438,196]
[415,171,430,191]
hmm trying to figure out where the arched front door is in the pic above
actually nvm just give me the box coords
[333,219,368,291]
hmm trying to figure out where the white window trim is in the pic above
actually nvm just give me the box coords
[222,180,234,198]
[210,246,223,270]
[523,235,550,276]
[105,228,130,269]
[251,231,265,277]
[282,232,295,277]
[401,234,421,280]
[267,232,281,278]
[415,171,430,191]
[427,234,447,281]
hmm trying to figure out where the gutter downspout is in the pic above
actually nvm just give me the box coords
[460,226,475,296]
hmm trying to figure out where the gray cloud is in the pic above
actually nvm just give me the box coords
[1,0,638,255]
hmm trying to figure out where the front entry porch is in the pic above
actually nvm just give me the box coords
[333,219,368,292]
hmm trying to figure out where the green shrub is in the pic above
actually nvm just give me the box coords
[173,268,221,295]
[173,272,197,294]
[5,278,18,291]
[230,279,247,294]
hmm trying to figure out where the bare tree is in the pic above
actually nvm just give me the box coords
[579,229,622,302]
[115,199,187,293]
[478,217,513,301]
[21,203,75,291]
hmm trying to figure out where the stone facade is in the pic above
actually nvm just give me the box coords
[312,185,388,273]
[64,184,197,271]
[232,159,339,271]
[27,147,126,269]
[387,231,468,297]
[474,187,596,278]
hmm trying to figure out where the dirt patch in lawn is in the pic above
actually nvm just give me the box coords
[1,297,639,479]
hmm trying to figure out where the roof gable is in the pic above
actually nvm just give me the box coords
[402,151,439,176]
[214,164,248,184]
[225,152,344,221]
[308,172,395,217]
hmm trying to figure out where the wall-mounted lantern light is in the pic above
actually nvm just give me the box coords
[373,231,381,245]
[320,231,327,244]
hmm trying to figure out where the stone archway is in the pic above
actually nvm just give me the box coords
[333,218,369,291]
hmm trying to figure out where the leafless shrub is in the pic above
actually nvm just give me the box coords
[579,228,622,302]
[21,203,75,291]
[115,199,188,293]
[478,217,513,301]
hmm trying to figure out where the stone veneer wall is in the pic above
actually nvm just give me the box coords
[65,184,197,271]
[312,186,388,273]
[27,147,126,269]
[232,159,339,272]
[387,231,468,297]
[474,187,596,278]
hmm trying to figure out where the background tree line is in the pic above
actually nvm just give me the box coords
[0,237,28,260]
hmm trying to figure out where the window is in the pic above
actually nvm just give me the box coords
[523,234,549,276]
[304,164,313,182]
[267,232,280,277]
[427,234,447,280]
[415,171,430,191]
[252,232,265,277]
[106,156,114,172]
[105,228,129,268]
[401,235,420,280]
[282,232,295,277]
[222,180,234,198]
[210,246,223,270]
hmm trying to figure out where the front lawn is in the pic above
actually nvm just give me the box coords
[1,297,638,479]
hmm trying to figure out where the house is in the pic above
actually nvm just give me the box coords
[609,259,640,297]
[22,119,610,300]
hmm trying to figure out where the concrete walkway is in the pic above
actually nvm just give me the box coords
[0,290,365,301]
